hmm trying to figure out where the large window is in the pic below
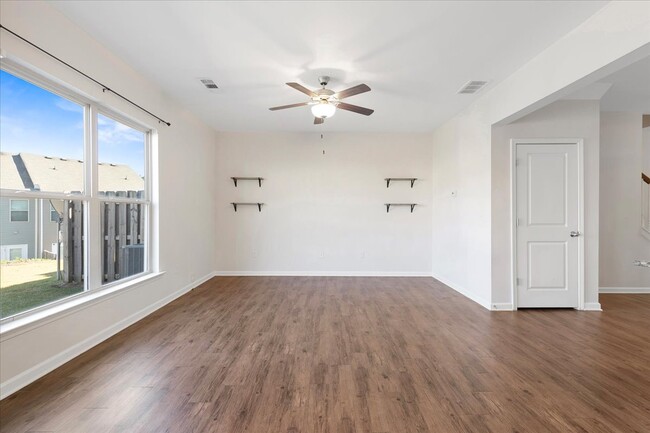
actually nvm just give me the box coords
[0,64,152,320]
[10,200,29,222]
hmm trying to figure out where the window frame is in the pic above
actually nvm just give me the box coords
[0,59,155,324]
[9,199,29,222]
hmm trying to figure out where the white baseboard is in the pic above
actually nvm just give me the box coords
[491,303,515,311]
[430,273,491,310]
[599,287,650,294]
[0,271,216,400]
[583,302,603,311]
[214,270,432,277]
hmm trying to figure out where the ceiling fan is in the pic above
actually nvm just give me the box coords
[269,76,374,124]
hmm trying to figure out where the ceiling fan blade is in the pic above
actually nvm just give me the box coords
[269,102,309,111]
[334,84,371,100]
[286,82,317,97]
[314,117,325,125]
[336,102,374,116]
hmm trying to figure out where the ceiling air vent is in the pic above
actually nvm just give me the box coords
[199,78,219,90]
[457,80,488,94]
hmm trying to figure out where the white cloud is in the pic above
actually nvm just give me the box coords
[98,116,143,146]
[54,98,83,113]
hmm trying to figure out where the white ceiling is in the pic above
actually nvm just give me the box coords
[563,54,650,112]
[599,55,650,113]
[51,1,607,133]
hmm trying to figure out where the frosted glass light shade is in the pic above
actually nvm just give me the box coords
[311,102,336,119]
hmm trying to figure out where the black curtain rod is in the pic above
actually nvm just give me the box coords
[0,24,171,126]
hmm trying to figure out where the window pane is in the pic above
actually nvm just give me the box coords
[50,204,59,222]
[0,199,85,319]
[9,199,29,222]
[10,211,28,222]
[101,201,146,284]
[10,200,28,212]
[0,70,85,194]
[98,114,145,198]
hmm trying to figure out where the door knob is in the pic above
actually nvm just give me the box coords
[570,231,581,237]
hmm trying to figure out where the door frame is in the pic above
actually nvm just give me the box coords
[510,138,585,310]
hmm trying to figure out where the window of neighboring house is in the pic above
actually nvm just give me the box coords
[0,64,153,321]
[50,203,59,222]
[9,247,24,261]
[10,199,29,222]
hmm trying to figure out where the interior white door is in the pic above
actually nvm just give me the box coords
[516,143,580,308]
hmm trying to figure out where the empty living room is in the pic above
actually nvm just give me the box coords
[1,1,649,432]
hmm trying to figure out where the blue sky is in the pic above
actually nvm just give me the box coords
[0,70,144,176]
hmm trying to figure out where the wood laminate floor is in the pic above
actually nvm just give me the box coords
[0,277,649,433]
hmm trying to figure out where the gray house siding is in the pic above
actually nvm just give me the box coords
[0,197,36,258]
[0,198,60,259]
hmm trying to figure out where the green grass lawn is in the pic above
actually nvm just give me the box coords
[0,259,84,318]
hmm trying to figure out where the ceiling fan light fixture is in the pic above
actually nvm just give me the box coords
[270,80,372,124]
[311,102,336,119]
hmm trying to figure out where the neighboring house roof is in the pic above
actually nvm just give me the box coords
[1,153,144,193]
[97,162,145,193]
[19,153,84,193]
[0,152,27,190]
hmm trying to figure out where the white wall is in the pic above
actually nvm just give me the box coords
[599,112,650,289]
[215,132,432,275]
[431,2,649,310]
[491,100,601,306]
[0,0,217,397]
[431,106,492,308]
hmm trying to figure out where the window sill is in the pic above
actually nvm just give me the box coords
[0,271,165,342]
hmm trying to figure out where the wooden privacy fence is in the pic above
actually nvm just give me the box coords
[101,191,145,283]
[60,191,145,284]
[61,200,84,283]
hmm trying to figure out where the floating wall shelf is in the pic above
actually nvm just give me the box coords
[385,178,417,188]
[385,203,417,213]
[232,177,263,187]
[231,202,264,212]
